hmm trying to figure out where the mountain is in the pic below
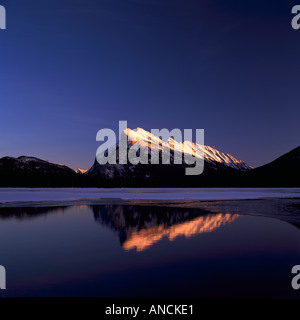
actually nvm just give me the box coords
[92,204,239,251]
[0,130,298,187]
[74,168,88,174]
[86,127,252,187]
[241,146,300,187]
[124,128,251,171]
[0,156,79,187]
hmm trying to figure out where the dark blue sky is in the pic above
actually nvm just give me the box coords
[0,0,299,169]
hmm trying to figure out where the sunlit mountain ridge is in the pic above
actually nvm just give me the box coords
[92,204,239,251]
[123,127,252,171]
[123,213,239,251]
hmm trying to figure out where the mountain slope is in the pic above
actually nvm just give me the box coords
[1,131,297,187]
[74,168,88,174]
[124,128,251,171]
[0,156,79,187]
[86,127,252,187]
[241,146,300,187]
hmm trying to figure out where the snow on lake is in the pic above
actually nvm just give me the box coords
[0,188,299,205]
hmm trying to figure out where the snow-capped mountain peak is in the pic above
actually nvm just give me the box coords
[122,127,252,171]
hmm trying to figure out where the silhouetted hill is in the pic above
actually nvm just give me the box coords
[0,145,299,187]
[0,156,79,187]
[241,146,300,187]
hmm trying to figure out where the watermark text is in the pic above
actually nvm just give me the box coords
[292,5,300,29]
[292,265,300,290]
[0,5,6,30]
[0,265,6,289]
[96,121,204,176]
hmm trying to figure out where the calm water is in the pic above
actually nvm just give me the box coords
[0,199,300,298]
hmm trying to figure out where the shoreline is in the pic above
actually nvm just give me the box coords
[0,187,300,208]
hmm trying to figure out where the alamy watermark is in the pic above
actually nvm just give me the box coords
[292,5,300,29]
[96,121,204,175]
[0,265,6,289]
[0,5,6,29]
[292,265,300,290]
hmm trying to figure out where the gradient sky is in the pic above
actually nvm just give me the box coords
[0,0,299,169]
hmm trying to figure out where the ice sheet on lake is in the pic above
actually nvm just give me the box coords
[0,188,299,206]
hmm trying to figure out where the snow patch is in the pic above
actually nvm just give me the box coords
[0,188,299,205]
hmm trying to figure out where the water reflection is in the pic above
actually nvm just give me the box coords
[91,205,239,251]
[2,199,300,252]
[0,204,239,251]
[0,206,68,220]
[1,200,300,298]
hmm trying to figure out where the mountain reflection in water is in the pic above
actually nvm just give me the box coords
[0,204,239,251]
[91,205,239,251]
[2,198,300,253]
[1,199,300,298]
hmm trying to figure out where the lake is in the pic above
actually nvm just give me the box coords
[0,197,300,298]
